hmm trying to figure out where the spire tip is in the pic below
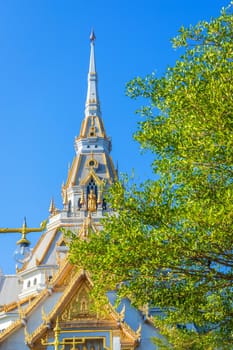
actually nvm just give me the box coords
[90,30,96,42]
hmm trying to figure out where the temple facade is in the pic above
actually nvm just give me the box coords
[0,33,161,349]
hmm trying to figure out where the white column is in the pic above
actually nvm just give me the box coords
[112,336,121,350]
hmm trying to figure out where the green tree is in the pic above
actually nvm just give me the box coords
[69,4,233,349]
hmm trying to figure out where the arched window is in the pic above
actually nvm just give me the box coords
[33,278,37,285]
[27,280,31,288]
[87,178,98,211]
[87,178,97,198]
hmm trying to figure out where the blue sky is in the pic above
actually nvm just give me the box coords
[0,0,229,274]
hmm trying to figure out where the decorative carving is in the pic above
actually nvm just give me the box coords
[63,189,68,206]
[49,198,56,216]
[119,304,125,322]
[61,284,94,321]
[61,265,76,287]
[24,325,32,345]
[88,116,96,137]
[80,169,102,187]
[86,153,98,170]
[80,189,85,206]
[79,213,98,238]
[17,302,26,320]
[41,306,48,323]
[0,319,22,342]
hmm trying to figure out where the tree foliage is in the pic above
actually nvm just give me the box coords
[69,5,233,349]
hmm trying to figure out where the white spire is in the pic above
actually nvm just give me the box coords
[85,30,101,118]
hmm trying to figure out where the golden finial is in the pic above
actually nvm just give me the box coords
[142,303,149,318]
[41,306,48,322]
[54,317,61,332]
[41,318,61,349]
[24,325,32,344]
[63,190,68,206]
[16,217,30,246]
[136,323,142,340]
[17,302,25,320]
[49,198,56,215]
[119,304,125,322]
[40,220,47,231]
[80,189,85,205]
[49,198,59,216]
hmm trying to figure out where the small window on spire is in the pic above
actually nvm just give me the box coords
[86,158,98,169]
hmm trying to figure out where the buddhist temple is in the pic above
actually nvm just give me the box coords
[0,32,161,349]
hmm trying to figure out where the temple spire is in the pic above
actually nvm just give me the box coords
[85,30,101,118]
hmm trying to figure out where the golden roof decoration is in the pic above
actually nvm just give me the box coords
[80,168,102,187]
[49,198,59,216]
[78,213,98,238]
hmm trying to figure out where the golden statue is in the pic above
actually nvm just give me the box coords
[88,190,97,212]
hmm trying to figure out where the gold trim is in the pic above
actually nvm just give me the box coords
[0,319,22,342]
[109,155,118,181]
[0,289,50,342]
[79,213,99,238]
[63,190,68,206]
[36,227,59,266]
[95,116,106,138]
[80,169,102,186]
[24,289,51,316]
[0,220,47,235]
[0,294,37,313]
[58,335,110,350]
[88,116,97,137]
[49,198,59,216]
[65,155,83,188]
[85,154,98,169]
[79,115,108,139]
[20,230,47,271]
[47,258,72,288]
[79,118,88,138]
[24,270,89,344]
[102,153,112,184]
[2,270,138,348]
